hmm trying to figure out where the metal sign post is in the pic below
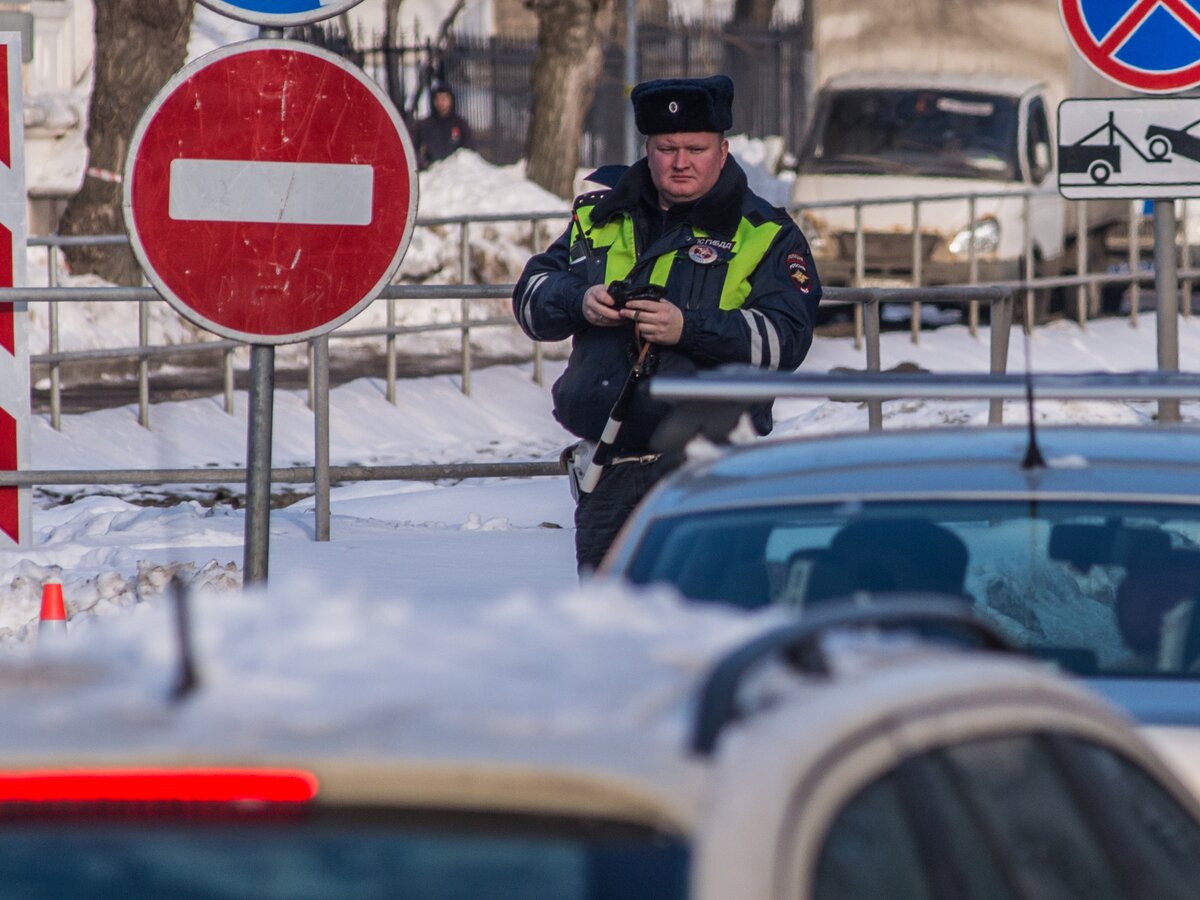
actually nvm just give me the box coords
[1155,201,1181,422]
[123,37,417,583]
[243,344,275,583]
[624,0,638,165]
[1058,0,1200,423]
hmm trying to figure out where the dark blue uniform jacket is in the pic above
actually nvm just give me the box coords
[513,157,821,452]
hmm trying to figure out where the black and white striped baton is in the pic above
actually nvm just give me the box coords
[578,341,655,493]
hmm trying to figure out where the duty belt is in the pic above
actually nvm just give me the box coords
[610,452,663,466]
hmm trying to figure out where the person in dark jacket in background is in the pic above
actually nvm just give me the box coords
[513,74,822,575]
[414,84,473,169]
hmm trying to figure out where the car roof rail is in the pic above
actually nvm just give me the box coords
[690,595,1019,756]
[651,368,1200,405]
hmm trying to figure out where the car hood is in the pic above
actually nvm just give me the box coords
[792,173,1033,234]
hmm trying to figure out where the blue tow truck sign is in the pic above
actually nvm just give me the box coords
[1059,97,1200,198]
[198,0,365,27]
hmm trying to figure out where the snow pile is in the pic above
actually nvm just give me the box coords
[398,150,567,286]
[0,579,773,752]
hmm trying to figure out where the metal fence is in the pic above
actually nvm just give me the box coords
[20,191,1185,435]
[3,187,1189,526]
[26,211,571,431]
[0,259,1171,541]
[20,246,1014,435]
[1,277,1017,506]
[795,191,1192,346]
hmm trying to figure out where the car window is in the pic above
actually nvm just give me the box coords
[802,88,1020,181]
[810,732,1200,900]
[0,810,690,899]
[939,734,1123,900]
[624,500,1200,678]
[811,769,935,900]
[1057,736,1200,899]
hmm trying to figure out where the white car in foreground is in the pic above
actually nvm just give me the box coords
[1,587,1198,898]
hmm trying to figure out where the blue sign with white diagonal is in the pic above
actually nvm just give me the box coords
[198,0,364,27]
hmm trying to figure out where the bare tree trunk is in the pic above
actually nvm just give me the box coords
[410,0,468,119]
[525,0,613,199]
[384,0,405,111]
[58,0,195,285]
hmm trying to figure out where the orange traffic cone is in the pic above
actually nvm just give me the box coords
[38,580,67,637]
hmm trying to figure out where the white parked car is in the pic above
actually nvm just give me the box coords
[0,586,1198,898]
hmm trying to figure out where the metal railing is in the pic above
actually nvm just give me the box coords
[1,275,1020,545]
[790,188,1192,344]
[27,213,572,429]
[23,198,1176,430]
[5,278,1018,434]
[1,195,1185,534]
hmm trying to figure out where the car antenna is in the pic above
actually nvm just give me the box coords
[167,575,199,704]
[1020,325,1046,470]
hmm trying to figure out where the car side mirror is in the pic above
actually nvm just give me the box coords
[1031,142,1051,183]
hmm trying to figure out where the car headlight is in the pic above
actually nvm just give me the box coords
[948,217,1001,257]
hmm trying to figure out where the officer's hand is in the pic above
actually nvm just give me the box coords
[582,284,624,327]
[622,299,682,346]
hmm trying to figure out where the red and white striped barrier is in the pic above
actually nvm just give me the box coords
[0,34,28,548]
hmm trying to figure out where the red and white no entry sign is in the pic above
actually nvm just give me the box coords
[124,40,418,344]
[0,34,29,548]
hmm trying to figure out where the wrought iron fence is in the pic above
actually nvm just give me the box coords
[310,21,810,167]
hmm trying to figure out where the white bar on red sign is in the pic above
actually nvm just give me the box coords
[168,159,374,225]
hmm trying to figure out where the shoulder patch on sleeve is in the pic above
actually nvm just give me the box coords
[786,251,813,293]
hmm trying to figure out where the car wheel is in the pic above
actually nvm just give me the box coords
[1148,136,1171,160]
[1089,160,1113,184]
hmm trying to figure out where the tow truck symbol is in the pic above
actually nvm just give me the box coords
[1059,112,1169,184]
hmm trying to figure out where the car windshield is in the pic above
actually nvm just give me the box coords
[0,810,689,899]
[801,88,1020,181]
[624,500,1200,679]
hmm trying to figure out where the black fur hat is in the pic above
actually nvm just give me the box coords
[631,75,734,136]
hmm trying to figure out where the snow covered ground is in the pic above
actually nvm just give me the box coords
[6,307,1199,647]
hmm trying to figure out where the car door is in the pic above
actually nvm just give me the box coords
[688,651,1200,900]
[807,731,1200,900]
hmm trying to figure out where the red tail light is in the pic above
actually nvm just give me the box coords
[0,769,319,805]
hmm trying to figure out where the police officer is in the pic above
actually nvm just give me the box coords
[513,74,822,574]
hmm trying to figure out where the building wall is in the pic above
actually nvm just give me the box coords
[28,0,90,93]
